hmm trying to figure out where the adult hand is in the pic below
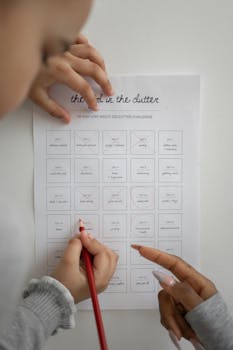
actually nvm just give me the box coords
[29,35,113,123]
[131,245,217,342]
[52,231,118,303]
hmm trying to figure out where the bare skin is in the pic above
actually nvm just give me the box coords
[0,0,117,302]
[0,0,93,116]
[132,245,217,341]
[29,34,114,123]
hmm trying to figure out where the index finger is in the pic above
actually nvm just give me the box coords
[132,245,213,296]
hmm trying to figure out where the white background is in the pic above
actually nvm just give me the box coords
[0,0,232,349]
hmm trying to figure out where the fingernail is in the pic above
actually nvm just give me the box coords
[88,104,99,112]
[152,270,176,287]
[168,330,182,350]
[190,339,206,350]
[131,244,142,251]
[63,115,70,124]
[109,87,115,96]
[93,104,99,111]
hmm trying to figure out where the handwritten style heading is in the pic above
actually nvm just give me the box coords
[70,93,160,105]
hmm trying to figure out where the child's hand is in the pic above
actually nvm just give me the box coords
[52,232,118,303]
[29,35,114,123]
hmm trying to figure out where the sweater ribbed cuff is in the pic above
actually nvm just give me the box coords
[185,292,233,350]
[22,276,76,337]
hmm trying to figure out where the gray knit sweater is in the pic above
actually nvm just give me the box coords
[186,293,233,350]
[0,198,77,350]
[0,199,233,350]
[1,285,233,350]
[0,277,76,350]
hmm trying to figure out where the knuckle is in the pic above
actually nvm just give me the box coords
[158,289,166,300]
[102,76,110,88]
[185,262,194,270]
[68,237,81,248]
[178,282,194,297]
[109,248,118,259]
[80,82,92,97]
[173,254,182,262]
[68,237,75,244]
[106,249,118,263]
[86,43,95,54]
[52,60,67,75]
[90,62,101,76]
[63,51,71,59]
[96,279,108,293]
[60,252,72,265]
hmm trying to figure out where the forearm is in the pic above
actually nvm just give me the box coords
[186,293,233,350]
[0,277,76,350]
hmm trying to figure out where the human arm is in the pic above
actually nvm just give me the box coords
[29,35,114,123]
[0,232,118,350]
[132,245,233,350]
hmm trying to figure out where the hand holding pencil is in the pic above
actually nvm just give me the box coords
[52,222,118,303]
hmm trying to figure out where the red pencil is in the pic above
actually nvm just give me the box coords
[79,219,108,350]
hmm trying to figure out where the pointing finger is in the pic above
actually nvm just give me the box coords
[132,245,217,299]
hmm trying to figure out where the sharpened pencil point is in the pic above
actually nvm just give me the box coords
[79,219,85,232]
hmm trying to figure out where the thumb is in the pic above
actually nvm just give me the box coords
[80,231,105,256]
[62,237,82,265]
[162,281,203,312]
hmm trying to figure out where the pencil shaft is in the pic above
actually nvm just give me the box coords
[82,248,108,350]
[79,219,108,349]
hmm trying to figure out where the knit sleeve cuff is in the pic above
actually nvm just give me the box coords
[185,292,233,350]
[185,292,222,325]
[22,276,77,337]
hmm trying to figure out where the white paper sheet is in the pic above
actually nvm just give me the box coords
[33,75,200,309]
